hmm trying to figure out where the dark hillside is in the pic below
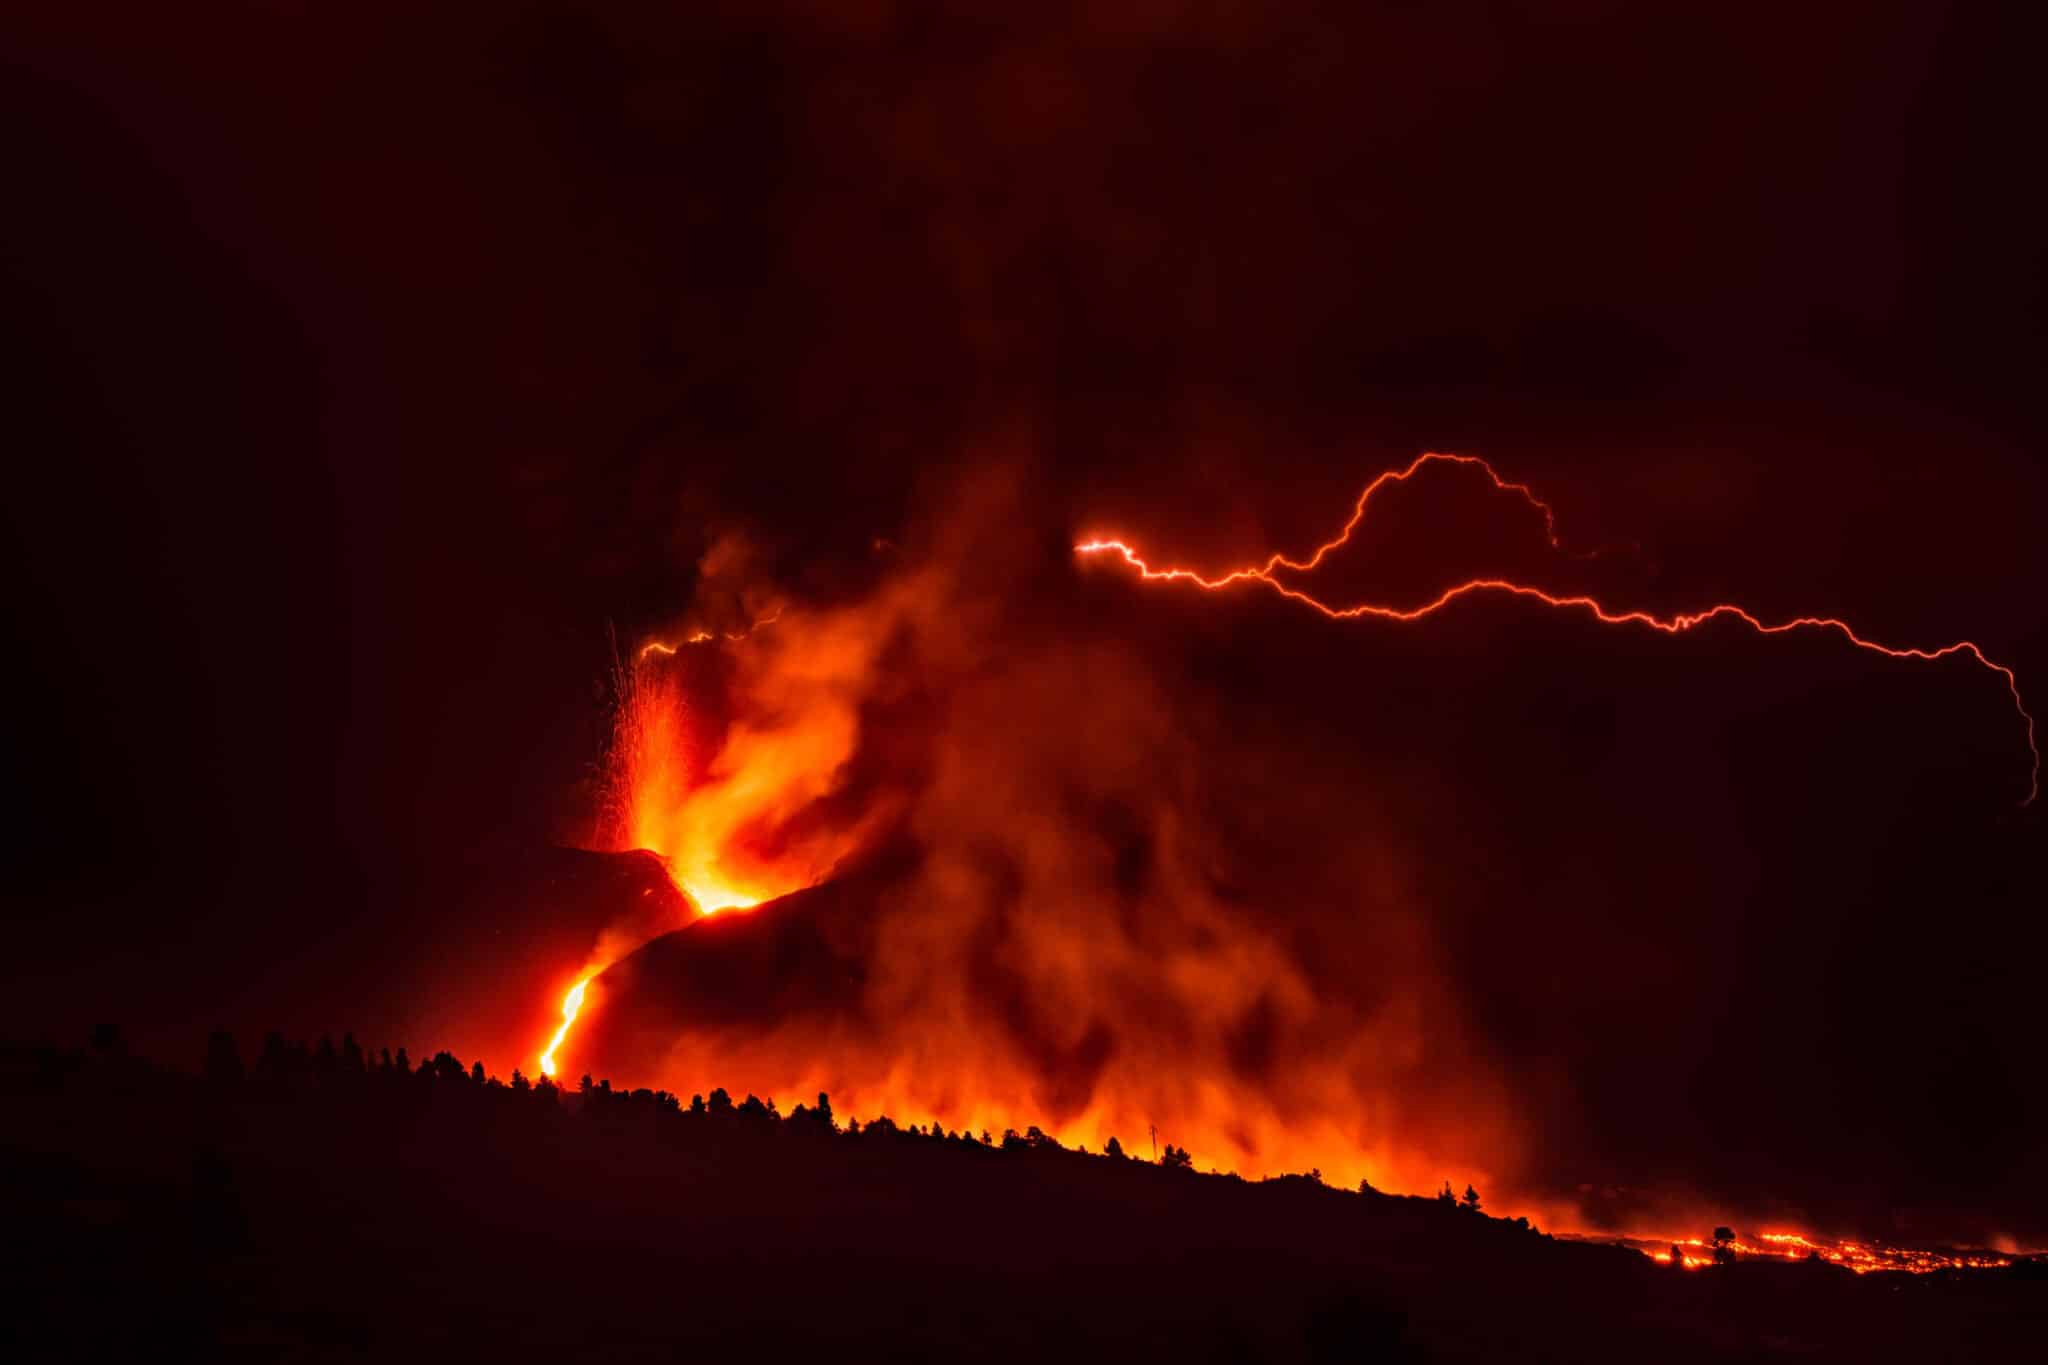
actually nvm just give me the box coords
[4,1041,2041,1363]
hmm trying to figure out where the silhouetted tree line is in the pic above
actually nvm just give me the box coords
[194,1031,1549,1226]
[194,1029,1240,1168]
[209,1027,573,1103]
[35,1027,1547,1240]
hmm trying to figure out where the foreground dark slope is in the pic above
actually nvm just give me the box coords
[5,1046,2042,1363]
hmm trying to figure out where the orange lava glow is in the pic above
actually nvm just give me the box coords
[608,602,840,913]
[1077,452,2038,805]
[606,568,917,920]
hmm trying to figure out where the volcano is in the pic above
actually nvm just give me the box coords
[567,865,888,1081]
[552,833,1173,1146]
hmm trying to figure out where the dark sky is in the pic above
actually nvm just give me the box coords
[5,3,2045,1243]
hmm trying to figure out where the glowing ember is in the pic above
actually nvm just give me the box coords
[1077,452,2038,804]
[537,978,589,1078]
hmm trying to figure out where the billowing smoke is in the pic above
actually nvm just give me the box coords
[575,463,1526,1206]
[547,448,2046,1251]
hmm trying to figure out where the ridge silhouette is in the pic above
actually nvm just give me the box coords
[6,1031,2042,1363]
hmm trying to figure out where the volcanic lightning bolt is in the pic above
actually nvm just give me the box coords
[637,607,785,660]
[1077,452,2038,805]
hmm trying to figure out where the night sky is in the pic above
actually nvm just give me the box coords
[5,3,2045,1245]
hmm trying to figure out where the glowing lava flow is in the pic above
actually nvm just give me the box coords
[1626,1230,2017,1274]
[533,887,761,1076]
[538,978,590,1078]
[532,885,759,1077]
[1077,453,2039,805]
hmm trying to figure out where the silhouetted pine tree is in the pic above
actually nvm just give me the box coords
[256,1032,289,1083]
[204,1030,244,1086]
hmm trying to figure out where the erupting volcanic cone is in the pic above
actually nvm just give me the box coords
[557,856,905,1088]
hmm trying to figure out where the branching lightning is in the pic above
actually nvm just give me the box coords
[1077,453,2038,805]
[638,608,786,660]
